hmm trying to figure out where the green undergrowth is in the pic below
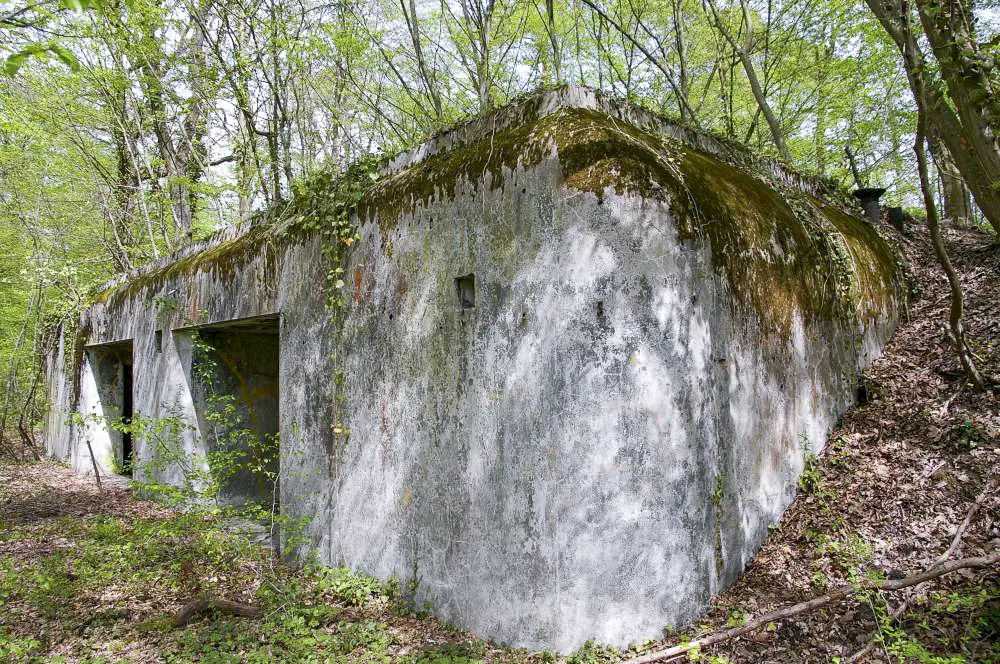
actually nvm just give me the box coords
[0,509,514,663]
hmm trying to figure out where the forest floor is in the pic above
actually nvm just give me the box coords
[1,225,998,663]
[685,225,1000,663]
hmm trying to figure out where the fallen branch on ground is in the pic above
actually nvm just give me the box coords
[846,477,996,662]
[173,598,261,628]
[938,479,994,564]
[624,551,1000,663]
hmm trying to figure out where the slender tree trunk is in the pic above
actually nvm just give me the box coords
[545,0,560,83]
[915,123,984,388]
[402,0,444,121]
[845,145,865,189]
[672,0,688,104]
[863,0,1000,234]
[476,1,493,111]
[813,33,835,175]
[937,150,973,227]
[703,0,791,161]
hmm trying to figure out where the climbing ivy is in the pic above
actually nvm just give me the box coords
[286,156,383,311]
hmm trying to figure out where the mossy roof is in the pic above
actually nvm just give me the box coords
[89,86,904,334]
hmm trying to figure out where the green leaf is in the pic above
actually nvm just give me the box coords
[4,53,30,77]
[4,42,80,76]
[4,43,47,77]
[47,44,80,72]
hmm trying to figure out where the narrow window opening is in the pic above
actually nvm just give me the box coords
[855,378,870,406]
[455,274,475,310]
[154,329,163,353]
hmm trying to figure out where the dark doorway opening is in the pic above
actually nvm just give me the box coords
[85,339,134,476]
[121,360,134,475]
[186,315,280,510]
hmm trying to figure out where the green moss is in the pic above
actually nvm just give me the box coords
[669,148,838,334]
[90,226,279,310]
[358,102,903,337]
[817,201,904,322]
[363,107,681,225]
[85,93,903,343]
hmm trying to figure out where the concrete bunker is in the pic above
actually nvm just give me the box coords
[45,87,908,652]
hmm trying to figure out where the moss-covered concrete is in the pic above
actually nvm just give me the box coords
[89,226,279,310]
[361,103,904,337]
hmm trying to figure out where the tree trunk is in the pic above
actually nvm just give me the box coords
[863,0,1000,234]
[703,0,791,161]
[938,151,973,227]
[916,123,984,389]
[402,0,444,122]
[545,0,560,83]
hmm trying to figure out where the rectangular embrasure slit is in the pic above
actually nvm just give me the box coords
[455,273,475,310]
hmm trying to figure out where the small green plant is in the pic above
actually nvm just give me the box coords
[405,640,488,664]
[725,608,750,628]
[798,436,822,495]
[711,474,724,508]
[820,531,873,574]
[316,566,395,607]
[334,620,393,654]
[799,453,821,493]
[953,418,986,451]
[0,629,41,660]
[567,639,617,663]
[828,434,852,468]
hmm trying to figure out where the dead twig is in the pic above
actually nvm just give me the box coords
[939,478,994,563]
[83,436,102,493]
[936,387,963,417]
[625,552,1000,663]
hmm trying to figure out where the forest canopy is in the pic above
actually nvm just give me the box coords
[0,0,997,448]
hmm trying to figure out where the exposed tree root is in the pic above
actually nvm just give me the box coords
[173,598,261,628]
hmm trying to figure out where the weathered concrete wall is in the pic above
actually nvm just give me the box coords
[44,87,906,652]
[45,226,287,497]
